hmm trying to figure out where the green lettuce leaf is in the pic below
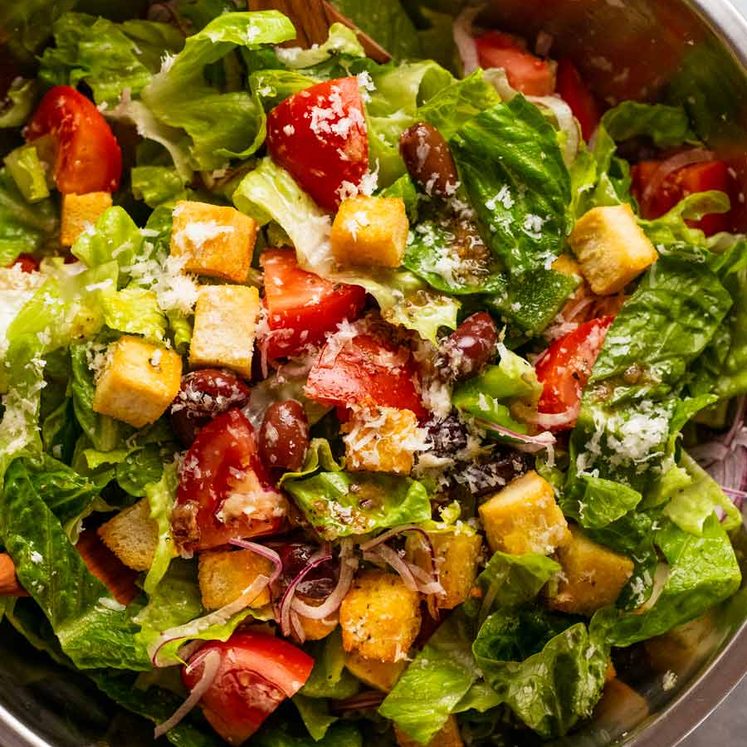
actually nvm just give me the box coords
[256,721,362,747]
[300,629,360,699]
[283,471,431,540]
[131,166,189,208]
[273,22,365,68]
[600,101,696,148]
[473,609,608,738]
[102,288,168,342]
[0,78,37,128]
[39,12,184,105]
[293,695,338,742]
[0,458,149,670]
[142,461,178,594]
[379,610,480,744]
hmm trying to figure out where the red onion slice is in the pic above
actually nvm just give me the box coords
[526,407,580,430]
[453,6,481,75]
[154,649,221,738]
[529,95,580,164]
[364,545,444,597]
[291,540,358,620]
[229,539,283,586]
[474,418,556,452]
[359,524,433,552]
[641,148,715,216]
[278,546,333,637]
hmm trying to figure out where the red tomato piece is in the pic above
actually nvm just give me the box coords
[172,410,286,553]
[260,249,366,359]
[305,333,426,418]
[632,158,734,236]
[556,59,600,141]
[183,632,313,745]
[535,316,614,430]
[266,77,368,211]
[24,85,122,194]
[474,31,556,96]
[11,254,39,273]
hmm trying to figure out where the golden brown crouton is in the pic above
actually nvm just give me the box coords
[97,499,159,572]
[345,651,406,692]
[339,570,421,662]
[593,679,649,736]
[189,285,260,378]
[92,336,182,428]
[331,196,408,268]
[298,612,339,641]
[395,716,463,747]
[479,470,570,556]
[342,406,420,475]
[547,526,634,616]
[197,549,273,610]
[569,204,658,295]
[169,200,257,283]
[60,192,113,246]
[551,254,583,278]
[406,530,482,610]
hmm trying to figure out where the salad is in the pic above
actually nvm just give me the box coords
[0,1,745,746]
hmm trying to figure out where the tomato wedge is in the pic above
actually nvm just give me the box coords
[474,31,556,96]
[556,59,600,142]
[632,158,734,236]
[260,249,366,360]
[171,410,286,553]
[183,632,313,745]
[25,85,122,195]
[535,316,614,430]
[305,333,426,418]
[266,77,368,211]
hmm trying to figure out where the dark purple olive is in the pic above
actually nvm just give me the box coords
[273,541,338,600]
[399,121,459,197]
[258,400,309,472]
[437,312,499,381]
[170,369,250,445]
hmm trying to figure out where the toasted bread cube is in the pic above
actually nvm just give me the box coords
[479,470,570,556]
[93,336,182,428]
[189,285,260,378]
[345,651,406,692]
[198,549,273,610]
[331,196,408,268]
[551,254,582,278]
[547,526,634,616]
[644,612,716,678]
[406,530,482,610]
[342,406,419,475]
[340,570,421,662]
[395,716,463,747]
[98,499,159,572]
[593,679,649,735]
[298,612,339,641]
[569,204,658,295]
[60,192,113,246]
[170,200,257,283]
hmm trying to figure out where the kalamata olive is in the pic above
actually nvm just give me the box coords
[170,368,251,445]
[436,311,499,381]
[424,414,470,456]
[273,541,338,600]
[399,121,459,197]
[259,400,310,472]
[456,451,529,498]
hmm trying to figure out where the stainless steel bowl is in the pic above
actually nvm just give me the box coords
[1,1,746,744]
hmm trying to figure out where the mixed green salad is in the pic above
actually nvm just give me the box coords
[0,1,746,745]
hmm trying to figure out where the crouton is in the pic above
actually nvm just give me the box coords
[331,196,408,268]
[644,612,716,678]
[78,528,139,605]
[189,285,260,378]
[547,526,634,616]
[341,406,420,475]
[97,499,159,573]
[0,553,27,596]
[479,470,570,556]
[298,612,339,641]
[340,570,421,662]
[345,651,406,692]
[395,716,463,747]
[198,549,273,610]
[169,200,257,283]
[593,679,649,736]
[551,254,582,278]
[93,336,182,428]
[569,204,658,295]
[406,530,482,610]
[60,192,113,246]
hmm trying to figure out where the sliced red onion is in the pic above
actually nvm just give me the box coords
[291,540,358,620]
[290,609,306,643]
[229,539,283,586]
[641,148,715,215]
[364,545,444,597]
[535,31,554,57]
[453,6,481,75]
[278,546,333,638]
[332,689,385,713]
[474,418,556,453]
[524,406,579,430]
[154,649,221,738]
[529,95,580,164]
[150,574,270,667]
[359,524,433,552]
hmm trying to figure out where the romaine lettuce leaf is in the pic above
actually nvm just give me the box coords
[0,458,149,670]
[293,695,337,742]
[273,22,365,68]
[102,288,168,342]
[0,78,37,128]
[600,101,696,148]
[283,470,431,540]
[300,629,359,699]
[131,166,188,208]
[256,721,362,747]
[142,461,178,594]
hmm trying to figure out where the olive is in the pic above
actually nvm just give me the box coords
[436,311,499,381]
[258,400,310,472]
[273,541,338,600]
[399,121,459,197]
[170,368,251,445]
